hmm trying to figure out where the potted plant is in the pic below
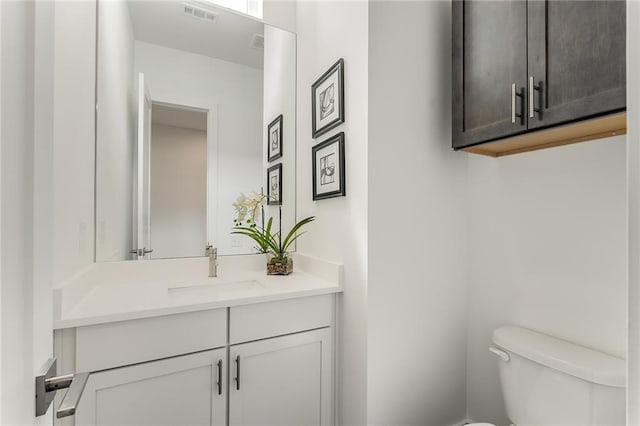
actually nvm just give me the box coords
[231,192,314,275]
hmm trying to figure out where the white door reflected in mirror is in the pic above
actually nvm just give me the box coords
[131,72,153,260]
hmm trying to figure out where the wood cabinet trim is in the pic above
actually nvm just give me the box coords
[462,112,626,157]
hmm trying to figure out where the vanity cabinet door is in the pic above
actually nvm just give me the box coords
[74,349,226,426]
[229,328,333,426]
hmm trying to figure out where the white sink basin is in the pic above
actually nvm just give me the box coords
[168,279,263,293]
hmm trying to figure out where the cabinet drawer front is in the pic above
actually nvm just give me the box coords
[76,309,226,372]
[230,295,333,344]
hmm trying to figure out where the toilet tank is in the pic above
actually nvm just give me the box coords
[491,326,625,426]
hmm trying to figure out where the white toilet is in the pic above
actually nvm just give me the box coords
[468,325,626,426]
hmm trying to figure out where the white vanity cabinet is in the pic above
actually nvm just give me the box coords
[55,294,336,426]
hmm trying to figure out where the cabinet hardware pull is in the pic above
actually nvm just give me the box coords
[511,83,525,125]
[528,76,543,119]
[129,248,153,256]
[217,359,223,395]
[235,355,241,390]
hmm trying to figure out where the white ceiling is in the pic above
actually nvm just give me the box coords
[127,0,264,69]
[152,103,208,131]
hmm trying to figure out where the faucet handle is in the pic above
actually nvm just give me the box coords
[205,244,217,259]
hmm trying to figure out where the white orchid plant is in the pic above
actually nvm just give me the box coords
[231,191,315,263]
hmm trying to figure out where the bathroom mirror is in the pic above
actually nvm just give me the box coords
[95,0,296,261]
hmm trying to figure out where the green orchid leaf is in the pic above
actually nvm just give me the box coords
[282,231,307,253]
[281,216,315,251]
[231,201,315,258]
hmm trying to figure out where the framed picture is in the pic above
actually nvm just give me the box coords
[267,163,282,205]
[312,58,345,138]
[267,114,283,162]
[312,132,345,200]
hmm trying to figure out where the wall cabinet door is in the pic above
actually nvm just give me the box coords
[74,349,226,426]
[452,0,528,149]
[229,328,333,426]
[527,0,626,130]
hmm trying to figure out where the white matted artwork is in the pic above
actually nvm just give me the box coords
[267,163,282,205]
[267,114,283,162]
[312,132,345,200]
[312,59,345,138]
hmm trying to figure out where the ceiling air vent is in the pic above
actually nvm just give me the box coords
[183,3,219,23]
[250,34,264,49]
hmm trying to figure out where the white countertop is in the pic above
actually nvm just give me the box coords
[53,253,343,329]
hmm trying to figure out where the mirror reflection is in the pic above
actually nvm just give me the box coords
[95,0,296,261]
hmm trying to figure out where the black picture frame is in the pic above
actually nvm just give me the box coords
[312,132,345,200]
[267,114,283,162]
[267,163,283,205]
[311,58,345,138]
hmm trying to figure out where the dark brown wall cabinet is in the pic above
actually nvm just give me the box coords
[452,0,626,157]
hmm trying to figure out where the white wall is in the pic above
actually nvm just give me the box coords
[1,1,36,422]
[1,0,4,414]
[466,137,627,424]
[95,0,136,262]
[263,25,296,247]
[150,123,207,259]
[52,0,96,285]
[1,1,55,423]
[263,0,296,33]
[367,2,469,425]
[134,41,263,255]
[295,2,369,424]
[627,1,640,423]
[32,2,55,423]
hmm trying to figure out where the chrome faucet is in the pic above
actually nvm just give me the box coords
[205,244,218,277]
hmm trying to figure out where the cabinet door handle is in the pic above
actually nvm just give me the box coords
[235,355,241,390]
[511,83,524,125]
[528,76,543,119]
[217,359,223,395]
